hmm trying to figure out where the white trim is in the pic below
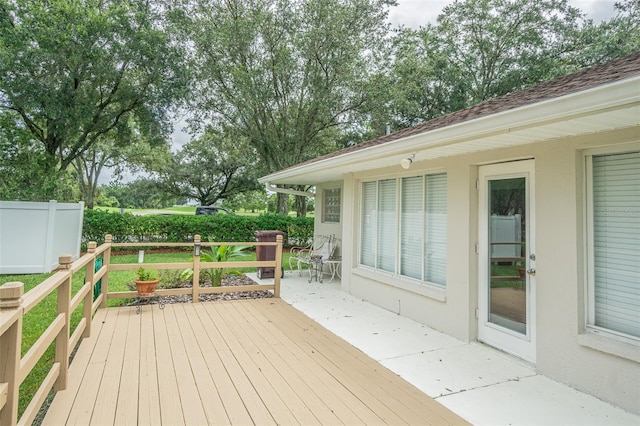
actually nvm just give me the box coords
[353,267,447,302]
[264,182,315,197]
[478,160,536,363]
[582,145,640,344]
[577,332,640,363]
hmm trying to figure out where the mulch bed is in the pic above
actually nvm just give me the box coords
[137,275,273,306]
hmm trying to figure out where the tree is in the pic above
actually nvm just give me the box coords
[574,0,640,66]
[72,117,171,209]
[370,0,611,131]
[0,0,187,198]
[102,179,176,209]
[184,0,394,214]
[434,0,586,105]
[224,190,269,213]
[156,128,259,206]
[381,27,470,130]
[0,110,78,201]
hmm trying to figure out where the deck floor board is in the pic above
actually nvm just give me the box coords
[43,299,468,425]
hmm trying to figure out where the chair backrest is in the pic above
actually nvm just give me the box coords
[312,235,338,261]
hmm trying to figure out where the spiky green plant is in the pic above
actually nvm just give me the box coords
[181,243,250,286]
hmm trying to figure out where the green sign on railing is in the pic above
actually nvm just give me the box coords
[93,257,103,301]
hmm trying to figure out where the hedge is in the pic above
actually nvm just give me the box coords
[82,210,314,248]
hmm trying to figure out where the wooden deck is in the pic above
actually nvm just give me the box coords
[43,299,467,425]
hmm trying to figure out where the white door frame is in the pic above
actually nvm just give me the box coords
[478,160,536,363]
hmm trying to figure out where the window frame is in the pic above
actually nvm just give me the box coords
[358,172,447,288]
[584,145,640,343]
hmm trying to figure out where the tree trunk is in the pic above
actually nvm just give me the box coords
[294,194,307,217]
[276,192,289,215]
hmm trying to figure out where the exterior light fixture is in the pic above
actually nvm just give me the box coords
[194,242,201,257]
[400,154,415,170]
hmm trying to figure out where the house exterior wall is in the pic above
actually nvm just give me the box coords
[313,181,344,255]
[337,127,639,413]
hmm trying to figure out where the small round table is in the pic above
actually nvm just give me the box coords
[324,257,342,281]
[308,255,324,283]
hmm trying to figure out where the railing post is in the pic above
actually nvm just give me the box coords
[192,235,201,303]
[55,255,72,392]
[83,242,96,338]
[0,281,24,426]
[274,235,283,298]
[99,235,112,309]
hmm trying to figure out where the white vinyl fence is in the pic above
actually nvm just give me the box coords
[0,200,84,274]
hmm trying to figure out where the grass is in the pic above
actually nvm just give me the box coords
[0,249,297,418]
[490,264,526,289]
[0,270,87,418]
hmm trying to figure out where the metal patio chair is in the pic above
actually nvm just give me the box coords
[289,235,337,277]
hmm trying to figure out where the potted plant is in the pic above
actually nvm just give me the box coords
[134,267,159,296]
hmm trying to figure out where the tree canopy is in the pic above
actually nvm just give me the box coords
[1,0,639,211]
[182,0,394,212]
[0,0,187,198]
[155,128,260,206]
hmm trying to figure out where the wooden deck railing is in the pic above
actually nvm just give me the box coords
[0,234,283,426]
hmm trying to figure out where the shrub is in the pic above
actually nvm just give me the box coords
[82,210,313,247]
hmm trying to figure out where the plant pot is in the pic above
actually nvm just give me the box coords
[134,279,159,296]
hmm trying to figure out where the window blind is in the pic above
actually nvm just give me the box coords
[360,182,377,267]
[377,179,397,273]
[425,173,447,285]
[592,152,640,338]
[401,176,424,279]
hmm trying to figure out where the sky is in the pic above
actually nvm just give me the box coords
[387,0,619,29]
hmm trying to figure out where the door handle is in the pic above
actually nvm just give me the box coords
[527,268,536,276]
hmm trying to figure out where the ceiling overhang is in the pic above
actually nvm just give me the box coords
[259,76,640,186]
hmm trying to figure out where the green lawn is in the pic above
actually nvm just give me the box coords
[0,270,87,417]
[0,250,295,417]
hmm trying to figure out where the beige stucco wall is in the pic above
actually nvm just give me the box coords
[334,127,639,413]
[313,181,344,255]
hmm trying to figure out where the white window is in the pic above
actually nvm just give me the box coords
[586,149,640,339]
[322,188,341,223]
[361,182,377,268]
[360,173,447,286]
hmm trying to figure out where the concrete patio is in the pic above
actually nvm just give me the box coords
[269,271,640,425]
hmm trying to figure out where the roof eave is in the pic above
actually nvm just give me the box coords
[259,75,640,185]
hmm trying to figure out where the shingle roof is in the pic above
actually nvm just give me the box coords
[287,51,640,171]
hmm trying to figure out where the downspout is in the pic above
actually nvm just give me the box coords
[264,182,315,198]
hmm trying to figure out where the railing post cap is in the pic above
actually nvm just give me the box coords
[59,254,73,269]
[0,281,24,310]
[105,234,113,243]
[87,241,97,252]
[194,234,201,242]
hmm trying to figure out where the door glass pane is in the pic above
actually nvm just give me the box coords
[488,177,527,335]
